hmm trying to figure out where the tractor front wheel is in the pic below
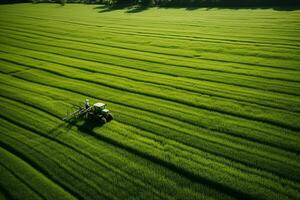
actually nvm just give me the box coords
[100,117,107,124]
[106,113,113,122]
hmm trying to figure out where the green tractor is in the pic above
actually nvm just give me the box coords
[63,99,113,124]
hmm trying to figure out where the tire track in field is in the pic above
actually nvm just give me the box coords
[101,124,300,200]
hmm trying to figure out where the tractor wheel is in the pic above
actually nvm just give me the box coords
[106,113,113,122]
[100,117,107,124]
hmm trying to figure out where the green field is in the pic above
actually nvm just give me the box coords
[0,3,300,200]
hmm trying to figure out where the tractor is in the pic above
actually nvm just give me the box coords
[63,99,113,124]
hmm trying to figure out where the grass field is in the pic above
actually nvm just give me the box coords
[0,3,300,200]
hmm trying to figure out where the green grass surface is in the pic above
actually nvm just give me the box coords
[0,3,300,200]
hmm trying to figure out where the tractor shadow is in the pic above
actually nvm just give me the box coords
[48,122,74,137]
[95,4,149,13]
[77,119,105,133]
[94,4,300,13]
[48,118,105,136]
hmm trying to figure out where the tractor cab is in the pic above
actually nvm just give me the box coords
[93,103,107,114]
[93,102,113,122]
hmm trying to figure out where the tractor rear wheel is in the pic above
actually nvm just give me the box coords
[106,113,113,122]
[100,117,107,124]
